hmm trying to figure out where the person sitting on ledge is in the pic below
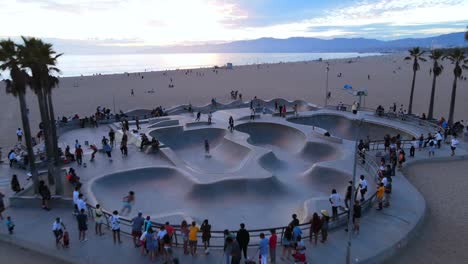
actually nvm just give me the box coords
[140,134,150,150]
[151,138,160,151]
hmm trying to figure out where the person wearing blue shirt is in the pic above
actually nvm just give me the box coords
[259,233,269,264]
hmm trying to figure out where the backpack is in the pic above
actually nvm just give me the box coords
[429,140,434,147]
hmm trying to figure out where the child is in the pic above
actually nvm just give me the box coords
[6,216,15,234]
[63,230,70,248]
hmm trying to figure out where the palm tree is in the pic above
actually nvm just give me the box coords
[19,37,62,190]
[404,47,426,115]
[444,48,468,125]
[427,49,444,120]
[0,40,39,193]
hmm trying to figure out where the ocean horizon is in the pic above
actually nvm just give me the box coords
[56,52,382,77]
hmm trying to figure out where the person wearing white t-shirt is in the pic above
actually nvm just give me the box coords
[157,226,168,252]
[76,194,87,213]
[72,187,80,215]
[329,189,342,220]
[110,210,122,244]
[435,132,443,149]
[359,175,368,202]
[451,137,460,156]
[16,128,23,142]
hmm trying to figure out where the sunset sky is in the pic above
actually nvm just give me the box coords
[1,0,467,45]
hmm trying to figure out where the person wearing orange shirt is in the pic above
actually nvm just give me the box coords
[376,183,385,210]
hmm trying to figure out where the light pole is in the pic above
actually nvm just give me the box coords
[346,118,363,264]
[325,63,330,106]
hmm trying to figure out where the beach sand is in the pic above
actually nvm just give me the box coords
[1,54,467,148]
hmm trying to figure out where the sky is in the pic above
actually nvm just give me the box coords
[0,0,467,46]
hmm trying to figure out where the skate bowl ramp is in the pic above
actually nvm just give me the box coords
[91,167,194,215]
[288,114,414,141]
[300,165,351,195]
[149,127,251,173]
[234,122,306,153]
[299,141,341,162]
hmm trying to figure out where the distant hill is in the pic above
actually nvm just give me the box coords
[144,32,467,53]
[12,32,465,54]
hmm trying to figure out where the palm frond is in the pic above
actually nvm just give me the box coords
[419,57,427,62]
[404,56,411,60]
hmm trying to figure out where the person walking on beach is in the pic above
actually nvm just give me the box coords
[329,189,342,220]
[259,232,269,264]
[188,221,199,256]
[200,219,211,254]
[236,223,250,259]
[94,204,104,236]
[229,116,234,132]
[309,212,321,245]
[38,180,51,211]
[131,212,144,247]
[269,229,277,263]
[358,175,368,201]
[110,210,122,244]
[77,209,88,242]
[109,129,115,146]
[75,145,83,165]
[451,135,459,156]
[120,191,135,215]
[16,128,23,142]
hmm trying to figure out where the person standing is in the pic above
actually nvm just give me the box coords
[384,175,392,208]
[289,214,300,227]
[135,117,141,130]
[76,209,88,242]
[258,232,269,264]
[376,183,385,211]
[0,192,5,220]
[207,112,212,125]
[110,210,122,244]
[109,129,115,146]
[345,181,353,209]
[188,221,199,256]
[195,112,201,121]
[358,175,368,201]
[72,187,80,215]
[227,237,241,264]
[410,137,417,157]
[38,180,51,211]
[451,136,459,156]
[16,128,23,142]
[94,204,104,236]
[281,225,292,260]
[309,212,321,245]
[11,174,22,193]
[103,142,112,161]
[224,229,235,263]
[76,194,87,213]
[269,229,277,263]
[6,216,15,234]
[329,189,342,220]
[131,212,145,247]
[75,145,83,165]
[320,210,330,243]
[228,116,234,132]
[52,217,66,248]
[180,220,189,255]
[236,223,250,259]
[201,219,211,254]
[120,132,128,156]
[204,140,210,155]
[353,200,361,234]
[145,228,157,261]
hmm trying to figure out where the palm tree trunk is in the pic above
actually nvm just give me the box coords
[408,69,417,115]
[47,91,62,195]
[428,73,437,120]
[448,75,458,125]
[18,92,39,193]
[36,88,55,185]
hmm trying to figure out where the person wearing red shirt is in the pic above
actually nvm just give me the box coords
[269,229,277,263]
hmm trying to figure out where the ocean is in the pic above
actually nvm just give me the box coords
[56,52,381,77]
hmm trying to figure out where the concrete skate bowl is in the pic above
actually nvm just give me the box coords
[288,114,414,141]
[300,165,351,195]
[262,99,318,112]
[149,127,251,173]
[234,122,306,153]
[258,142,341,172]
[90,167,194,217]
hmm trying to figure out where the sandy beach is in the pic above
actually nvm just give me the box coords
[1,54,467,148]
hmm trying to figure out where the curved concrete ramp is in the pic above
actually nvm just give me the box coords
[299,141,340,162]
[301,165,350,194]
[235,122,306,152]
[149,128,251,173]
[187,176,287,201]
[258,151,287,172]
[289,114,414,141]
